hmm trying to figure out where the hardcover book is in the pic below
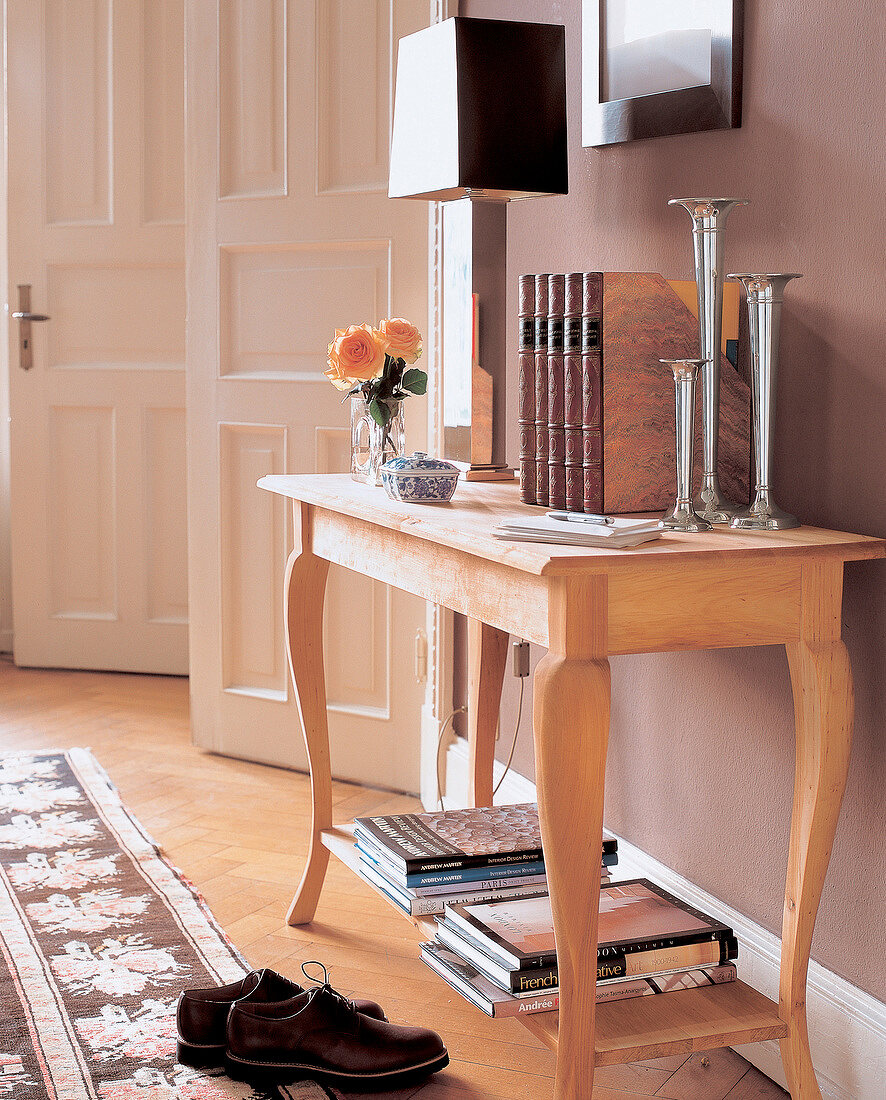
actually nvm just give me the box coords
[434,919,736,994]
[361,860,609,916]
[520,271,751,514]
[354,802,616,875]
[547,274,567,509]
[534,275,551,507]
[361,855,549,897]
[359,861,552,918]
[582,272,604,513]
[563,273,584,511]
[420,941,736,1018]
[598,272,750,513]
[361,838,617,891]
[518,274,537,503]
[358,847,548,890]
[442,878,736,979]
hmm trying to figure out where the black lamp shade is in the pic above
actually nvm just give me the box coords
[389,17,568,202]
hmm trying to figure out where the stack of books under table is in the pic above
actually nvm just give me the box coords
[422,881,739,1018]
[352,803,617,918]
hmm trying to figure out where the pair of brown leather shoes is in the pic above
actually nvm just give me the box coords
[177,966,449,1089]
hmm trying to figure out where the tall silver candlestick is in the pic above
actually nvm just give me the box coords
[727,273,802,530]
[669,197,749,523]
[659,359,711,532]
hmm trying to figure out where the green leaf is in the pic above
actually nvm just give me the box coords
[375,374,396,400]
[369,397,393,427]
[400,368,428,396]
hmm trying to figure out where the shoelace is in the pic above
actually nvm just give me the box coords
[300,960,359,1016]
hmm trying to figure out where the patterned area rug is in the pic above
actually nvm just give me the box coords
[0,749,337,1100]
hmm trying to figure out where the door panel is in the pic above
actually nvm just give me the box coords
[6,0,187,673]
[186,0,433,791]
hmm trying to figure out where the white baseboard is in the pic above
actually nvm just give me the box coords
[441,737,886,1100]
[438,735,537,810]
[419,700,443,810]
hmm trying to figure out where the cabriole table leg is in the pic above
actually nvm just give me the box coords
[534,576,611,1100]
[284,506,332,926]
[780,562,853,1098]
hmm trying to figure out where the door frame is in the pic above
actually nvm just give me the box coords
[419,0,459,810]
[0,35,10,654]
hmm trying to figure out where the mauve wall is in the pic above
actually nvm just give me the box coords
[458,0,885,999]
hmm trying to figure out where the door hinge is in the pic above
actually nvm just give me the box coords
[414,628,428,683]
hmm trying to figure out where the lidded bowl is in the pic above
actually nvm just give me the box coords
[380,452,459,503]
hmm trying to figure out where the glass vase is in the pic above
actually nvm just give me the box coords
[350,396,405,485]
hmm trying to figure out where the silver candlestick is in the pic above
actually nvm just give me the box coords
[669,197,749,523]
[727,273,802,530]
[659,359,712,532]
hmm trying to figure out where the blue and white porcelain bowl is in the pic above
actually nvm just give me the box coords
[381,452,460,503]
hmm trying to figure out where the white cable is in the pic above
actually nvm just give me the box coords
[493,673,524,798]
[435,705,467,811]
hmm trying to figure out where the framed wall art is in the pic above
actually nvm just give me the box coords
[582,0,744,147]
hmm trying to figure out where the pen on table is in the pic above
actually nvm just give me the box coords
[547,511,615,525]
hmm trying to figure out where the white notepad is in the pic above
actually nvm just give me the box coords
[494,515,662,549]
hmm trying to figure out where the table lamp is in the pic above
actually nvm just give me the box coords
[389,16,568,479]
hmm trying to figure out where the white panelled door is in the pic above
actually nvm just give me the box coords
[6,0,188,673]
[186,0,433,790]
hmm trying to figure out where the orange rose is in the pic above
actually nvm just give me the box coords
[325,324,389,391]
[377,318,423,365]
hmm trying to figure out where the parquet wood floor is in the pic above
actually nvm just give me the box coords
[0,661,788,1100]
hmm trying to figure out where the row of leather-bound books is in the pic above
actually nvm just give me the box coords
[518,272,603,512]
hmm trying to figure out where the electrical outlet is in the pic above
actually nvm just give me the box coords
[512,639,530,677]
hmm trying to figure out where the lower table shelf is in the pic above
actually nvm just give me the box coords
[522,980,787,1064]
[320,826,788,1067]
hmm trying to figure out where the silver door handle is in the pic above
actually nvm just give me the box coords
[13,285,50,370]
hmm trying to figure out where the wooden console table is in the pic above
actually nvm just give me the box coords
[258,473,883,1100]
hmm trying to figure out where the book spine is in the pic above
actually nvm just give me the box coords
[360,835,611,882]
[409,866,607,904]
[495,992,559,1017]
[404,858,547,889]
[354,825,545,875]
[496,964,737,1015]
[410,872,548,898]
[593,963,737,1004]
[510,967,559,995]
[546,274,566,510]
[509,960,739,1001]
[408,882,547,917]
[563,273,584,512]
[518,275,537,504]
[534,275,551,507]
[357,840,547,881]
[582,272,604,514]
[507,934,737,983]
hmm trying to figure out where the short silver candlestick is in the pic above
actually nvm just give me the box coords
[660,359,712,532]
[727,273,802,531]
[669,197,749,523]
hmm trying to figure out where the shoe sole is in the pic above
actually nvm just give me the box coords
[176,1039,225,1069]
[224,1049,449,1090]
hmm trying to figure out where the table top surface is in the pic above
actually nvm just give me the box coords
[259,475,885,578]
